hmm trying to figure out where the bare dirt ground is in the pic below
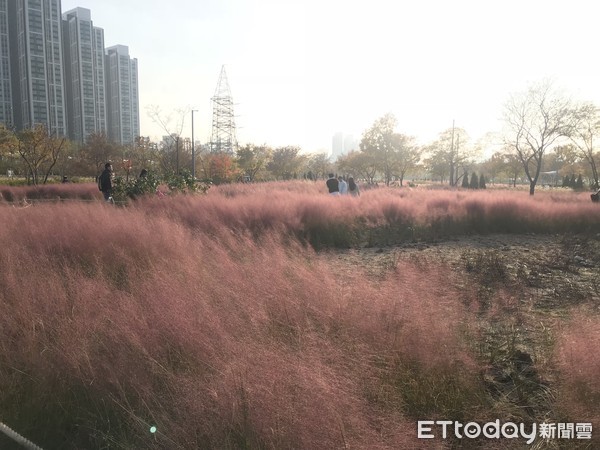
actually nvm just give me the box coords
[334,233,600,307]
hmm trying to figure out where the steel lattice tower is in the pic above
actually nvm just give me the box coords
[210,65,238,154]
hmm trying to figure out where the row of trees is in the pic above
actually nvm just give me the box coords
[0,124,335,185]
[1,81,599,194]
[337,79,600,195]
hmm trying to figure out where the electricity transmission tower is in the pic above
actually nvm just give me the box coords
[210,65,238,154]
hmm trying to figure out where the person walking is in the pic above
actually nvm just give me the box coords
[326,173,340,195]
[348,177,360,197]
[338,176,348,195]
[99,162,114,203]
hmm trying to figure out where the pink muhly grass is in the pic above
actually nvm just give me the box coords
[553,309,600,434]
[0,182,99,203]
[136,189,365,248]
[133,186,600,246]
[0,205,414,448]
[3,184,598,447]
[292,252,486,421]
[2,202,453,448]
[211,179,325,198]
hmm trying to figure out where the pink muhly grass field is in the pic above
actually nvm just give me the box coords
[1,183,598,448]
[0,199,480,449]
[553,309,600,439]
[0,182,99,202]
[136,183,600,245]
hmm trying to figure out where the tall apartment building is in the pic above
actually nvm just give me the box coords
[331,132,359,161]
[62,7,107,143]
[0,2,139,146]
[106,45,139,145]
[8,0,67,135]
[0,0,12,127]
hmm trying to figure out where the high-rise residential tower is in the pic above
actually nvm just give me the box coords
[331,132,359,160]
[0,0,13,127]
[62,7,107,143]
[9,0,67,135]
[1,2,139,144]
[105,44,139,145]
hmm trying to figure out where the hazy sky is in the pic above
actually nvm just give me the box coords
[61,0,600,153]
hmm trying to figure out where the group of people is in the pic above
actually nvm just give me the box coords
[326,173,360,197]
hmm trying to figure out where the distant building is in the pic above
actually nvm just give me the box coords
[0,1,12,127]
[331,132,359,161]
[8,0,67,135]
[0,2,138,146]
[105,45,139,145]
[161,134,179,149]
[62,7,107,143]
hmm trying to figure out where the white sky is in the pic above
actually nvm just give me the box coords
[61,0,600,154]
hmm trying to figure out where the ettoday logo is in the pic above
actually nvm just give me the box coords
[418,420,593,445]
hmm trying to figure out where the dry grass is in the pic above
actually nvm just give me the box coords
[553,309,600,444]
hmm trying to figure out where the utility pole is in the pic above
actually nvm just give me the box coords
[450,120,455,186]
[176,135,180,175]
[191,109,198,179]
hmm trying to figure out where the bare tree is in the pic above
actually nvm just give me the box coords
[146,105,189,174]
[503,80,571,195]
[81,132,117,175]
[565,103,600,189]
[130,136,160,176]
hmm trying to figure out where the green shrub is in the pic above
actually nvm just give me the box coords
[112,171,211,203]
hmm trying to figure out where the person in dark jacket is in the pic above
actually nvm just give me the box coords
[326,173,340,195]
[99,162,114,202]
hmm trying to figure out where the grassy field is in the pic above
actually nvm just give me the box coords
[0,181,599,449]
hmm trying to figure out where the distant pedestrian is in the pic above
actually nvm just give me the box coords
[326,173,340,195]
[348,177,360,197]
[338,176,348,195]
[99,162,114,203]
